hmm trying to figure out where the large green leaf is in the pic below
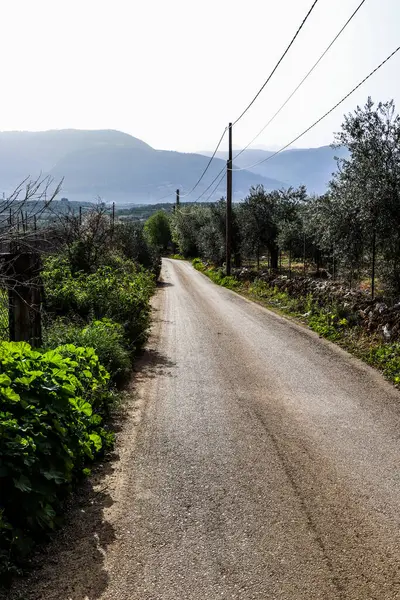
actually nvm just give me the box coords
[13,475,32,493]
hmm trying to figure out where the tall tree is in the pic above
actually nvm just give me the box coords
[326,98,400,292]
[239,186,307,269]
[144,210,172,252]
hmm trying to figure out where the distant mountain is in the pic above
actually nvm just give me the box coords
[199,145,349,195]
[0,130,286,204]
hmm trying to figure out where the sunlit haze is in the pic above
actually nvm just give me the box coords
[1,0,399,152]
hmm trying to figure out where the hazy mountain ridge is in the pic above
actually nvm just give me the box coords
[0,129,285,204]
[199,145,349,194]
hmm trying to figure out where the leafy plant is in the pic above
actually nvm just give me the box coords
[365,343,400,382]
[43,255,155,351]
[44,318,132,384]
[0,341,114,581]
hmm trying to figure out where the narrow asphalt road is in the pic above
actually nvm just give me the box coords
[12,258,400,599]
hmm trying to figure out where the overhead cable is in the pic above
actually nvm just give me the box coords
[233,0,368,160]
[232,0,321,126]
[232,45,400,172]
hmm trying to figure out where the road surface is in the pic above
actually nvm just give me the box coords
[11,258,400,599]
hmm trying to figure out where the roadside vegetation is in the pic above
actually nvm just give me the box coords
[193,259,400,387]
[0,206,159,583]
[177,99,400,386]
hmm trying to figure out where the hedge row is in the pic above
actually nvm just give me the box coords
[1,254,156,583]
[0,342,115,581]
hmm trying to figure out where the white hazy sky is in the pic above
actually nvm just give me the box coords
[1,0,399,152]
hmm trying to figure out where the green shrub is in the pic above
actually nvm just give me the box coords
[366,343,400,383]
[0,341,114,581]
[144,211,172,252]
[44,319,131,384]
[170,253,185,260]
[192,257,204,269]
[112,223,162,278]
[192,259,239,290]
[43,255,155,350]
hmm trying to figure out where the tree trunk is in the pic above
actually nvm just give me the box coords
[257,244,260,271]
[234,251,241,268]
[270,246,279,270]
[316,248,321,274]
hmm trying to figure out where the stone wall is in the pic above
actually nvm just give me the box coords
[232,267,400,341]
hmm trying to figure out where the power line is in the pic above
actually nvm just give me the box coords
[204,169,227,203]
[154,190,177,202]
[153,0,320,204]
[154,127,227,204]
[173,169,226,218]
[232,44,400,173]
[232,0,321,127]
[233,0,367,161]
[180,127,227,198]
[153,0,319,205]
[148,0,364,203]
[193,164,226,203]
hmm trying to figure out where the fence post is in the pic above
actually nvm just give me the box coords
[7,253,42,347]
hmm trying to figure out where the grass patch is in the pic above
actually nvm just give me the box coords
[192,259,240,290]
[170,253,185,260]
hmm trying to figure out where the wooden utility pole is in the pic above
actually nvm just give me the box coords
[79,206,82,225]
[176,189,180,210]
[226,122,233,276]
[112,202,115,227]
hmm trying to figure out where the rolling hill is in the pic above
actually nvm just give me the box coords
[0,130,285,204]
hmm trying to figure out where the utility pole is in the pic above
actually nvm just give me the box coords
[112,202,115,227]
[176,189,180,210]
[226,122,233,276]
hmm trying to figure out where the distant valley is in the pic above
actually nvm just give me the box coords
[0,129,347,204]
